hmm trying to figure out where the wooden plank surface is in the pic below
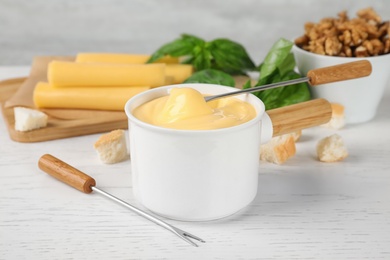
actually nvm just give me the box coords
[0,77,128,143]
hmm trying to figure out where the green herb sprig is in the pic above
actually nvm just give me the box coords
[244,38,311,110]
[147,34,256,75]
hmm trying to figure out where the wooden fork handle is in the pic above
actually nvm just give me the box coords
[308,60,372,86]
[267,98,332,137]
[38,154,96,193]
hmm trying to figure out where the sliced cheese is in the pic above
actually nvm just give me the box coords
[34,82,149,111]
[75,53,179,64]
[165,64,194,84]
[48,61,165,88]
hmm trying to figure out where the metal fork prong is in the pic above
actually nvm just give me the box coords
[174,231,199,247]
[170,226,205,247]
[183,231,206,243]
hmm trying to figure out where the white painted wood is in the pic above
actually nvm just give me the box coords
[1,67,389,259]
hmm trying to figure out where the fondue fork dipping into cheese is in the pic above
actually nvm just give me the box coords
[204,60,371,102]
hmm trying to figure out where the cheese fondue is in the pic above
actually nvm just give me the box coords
[133,87,256,130]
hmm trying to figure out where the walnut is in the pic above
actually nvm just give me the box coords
[384,38,390,53]
[318,21,334,31]
[361,39,384,55]
[338,11,349,22]
[339,30,352,45]
[294,35,309,47]
[325,36,342,55]
[355,46,369,57]
[308,41,326,55]
[323,27,338,37]
[388,24,390,39]
[343,45,353,57]
[358,29,369,42]
[295,7,389,57]
[357,7,381,24]
[308,28,320,41]
[378,22,389,38]
[362,40,374,54]
[304,22,315,35]
[371,39,384,55]
[366,23,381,39]
[351,28,363,46]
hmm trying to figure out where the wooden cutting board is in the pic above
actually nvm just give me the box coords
[0,77,128,143]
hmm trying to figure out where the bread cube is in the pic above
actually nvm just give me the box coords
[260,134,296,164]
[94,129,128,164]
[14,107,48,132]
[317,134,348,162]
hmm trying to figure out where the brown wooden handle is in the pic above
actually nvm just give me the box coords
[267,98,332,137]
[307,60,372,86]
[38,154,96,193]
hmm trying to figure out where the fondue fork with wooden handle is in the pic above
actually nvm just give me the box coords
[204,60,372,102]
[38,154,205,247]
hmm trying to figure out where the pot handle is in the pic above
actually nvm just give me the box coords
[260,98,332,144]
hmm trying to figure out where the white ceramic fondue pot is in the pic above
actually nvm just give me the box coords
[125,84,331,221]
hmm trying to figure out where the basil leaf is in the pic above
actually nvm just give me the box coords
[257,71,311,110]
[147,37,198,63]
[242,79,252,90]
[192,47,211,71]
[209,39,256,74]
[147,34,255,75]
[277,52,295,76]
[247,38,311,110]
[260,38,293,80]
[181,34,205,47]
[183,69,235,87]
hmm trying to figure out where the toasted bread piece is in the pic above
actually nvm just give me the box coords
[317,134,348,162]
[94,129,128,164]
[260,134,296,164]
[14,107,48,132]
[322,103,345,130]
[291,130,302,142]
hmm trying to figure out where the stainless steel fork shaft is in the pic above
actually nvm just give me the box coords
[91,186,205,247]
[38,154,204,247]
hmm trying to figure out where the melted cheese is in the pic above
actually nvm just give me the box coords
[133,87,256,130]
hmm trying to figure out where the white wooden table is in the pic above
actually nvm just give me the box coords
[1,67,390,259]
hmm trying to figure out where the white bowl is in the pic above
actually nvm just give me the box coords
[125,84,273,221]
[293,45,390,124]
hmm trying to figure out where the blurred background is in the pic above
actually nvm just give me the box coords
[0,0,389,66]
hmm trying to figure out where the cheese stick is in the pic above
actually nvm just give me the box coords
[34,82,150,111]
[48,61,165,88]
[75,54,193,84]
[75,53,179,64]
[165,64,194,84]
